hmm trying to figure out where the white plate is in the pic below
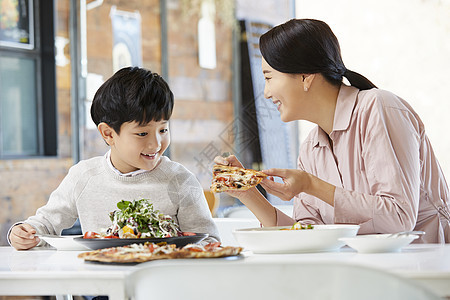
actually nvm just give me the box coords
[232,224,360,254]
[38,235,90,251]
[339,234,419,253]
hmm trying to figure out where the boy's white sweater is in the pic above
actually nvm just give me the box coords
[22,156,219,243]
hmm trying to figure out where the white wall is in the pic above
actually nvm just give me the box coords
[236,0,292,25]
[296,0,450,179]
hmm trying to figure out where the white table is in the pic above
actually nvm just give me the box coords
[0,247,135,300]
[1,244,450,299]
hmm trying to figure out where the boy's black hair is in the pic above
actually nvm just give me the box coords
[91,67,174,134]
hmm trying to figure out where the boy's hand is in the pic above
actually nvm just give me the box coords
[10,224,40,250]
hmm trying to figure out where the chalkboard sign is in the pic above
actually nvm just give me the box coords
[110,6,142,72]
[243,19,298,205]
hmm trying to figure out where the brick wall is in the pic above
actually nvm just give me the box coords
[0,0,236,244]
[167,1,234,191]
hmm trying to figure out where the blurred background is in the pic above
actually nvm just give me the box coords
[0,0,449,245]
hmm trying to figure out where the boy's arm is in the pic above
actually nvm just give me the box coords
[26,176,79,236]
[15,165,81,245]
[175,173,220,244]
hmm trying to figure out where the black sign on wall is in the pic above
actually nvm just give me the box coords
[239,19,298,205]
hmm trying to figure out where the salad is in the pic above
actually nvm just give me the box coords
[84,199,188,239]
[280,222,314,230]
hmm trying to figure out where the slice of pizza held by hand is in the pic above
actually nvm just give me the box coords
[210,164,267,193]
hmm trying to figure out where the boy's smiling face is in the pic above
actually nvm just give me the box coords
[101,120,170,173]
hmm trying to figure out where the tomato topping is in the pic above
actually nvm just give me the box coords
[147,243,155,253]
[102,234,119,239]
[204,242,221,251]
[181,232,196,236]
[187,247,203,252]
[83,231,98,239]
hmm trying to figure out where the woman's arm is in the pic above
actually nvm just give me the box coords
[214,155,294,227]
[234,186,278,226]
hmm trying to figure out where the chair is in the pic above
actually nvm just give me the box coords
[126,261,440,300]
[204,190,219,216]
[222,204,293,219]
[61,218,82,235]
[213,217,260,246]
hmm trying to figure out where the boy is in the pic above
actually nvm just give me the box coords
[9,67,219,250]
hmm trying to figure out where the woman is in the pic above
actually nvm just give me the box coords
[215,19,450,243]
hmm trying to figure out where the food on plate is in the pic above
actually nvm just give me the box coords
[77,242,243,263]
[83,199,190,239]
[280,222,314,230]
[210,164,267,193]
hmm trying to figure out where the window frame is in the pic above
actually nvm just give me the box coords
[0,0,57,159]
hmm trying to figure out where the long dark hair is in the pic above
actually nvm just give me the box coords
[260,19,376,90]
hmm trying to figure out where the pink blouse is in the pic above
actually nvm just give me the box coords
[276,85,450,243]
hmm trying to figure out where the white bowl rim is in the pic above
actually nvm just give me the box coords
[339,234,419,241]
[39,235,89,250]
[233,224,360,233]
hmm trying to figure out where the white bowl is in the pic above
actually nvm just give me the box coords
[38,235,90,251]
[339,234,419,253]
[232,224,360,254]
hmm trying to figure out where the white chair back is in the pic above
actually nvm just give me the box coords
[213,217,260,246]
[127,261,440,300]
[222,205,293,218]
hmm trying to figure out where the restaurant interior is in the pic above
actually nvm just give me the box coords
[0,0,449,299]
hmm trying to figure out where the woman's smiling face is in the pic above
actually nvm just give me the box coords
[262,57,306,122]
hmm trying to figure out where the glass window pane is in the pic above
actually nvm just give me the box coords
[0,56,38,156]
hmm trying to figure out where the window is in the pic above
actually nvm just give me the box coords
[0,0,56,158]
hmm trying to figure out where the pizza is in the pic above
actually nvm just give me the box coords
[78,242,243,263]
[210,164,267,193]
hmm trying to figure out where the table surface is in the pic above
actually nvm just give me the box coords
[1,244,450,299]
[0,246,134,300]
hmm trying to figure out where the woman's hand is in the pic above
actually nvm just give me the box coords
[261,168,336,206]
[260,168,310,201]
[213,154,279,225]
[9,223,40,250]
[213,154,244,168]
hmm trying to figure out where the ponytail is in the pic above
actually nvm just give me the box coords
[260,19,378,91]
[344,69,377,90]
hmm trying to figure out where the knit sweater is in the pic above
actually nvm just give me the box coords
[22,156,219,244]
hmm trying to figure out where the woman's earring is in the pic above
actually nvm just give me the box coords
[304,86,308,92]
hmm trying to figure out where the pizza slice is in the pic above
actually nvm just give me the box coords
[210,164,267,193]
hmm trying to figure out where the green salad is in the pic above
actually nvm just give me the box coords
[107,199,181,238]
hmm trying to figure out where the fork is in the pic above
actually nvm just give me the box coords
[387,230,425,238]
